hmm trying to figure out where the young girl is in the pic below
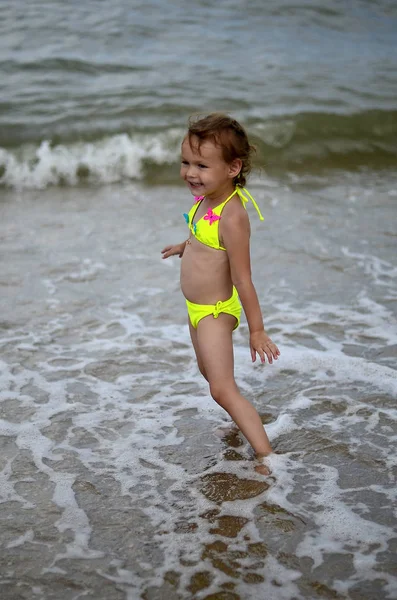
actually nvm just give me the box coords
[161,113,280,463]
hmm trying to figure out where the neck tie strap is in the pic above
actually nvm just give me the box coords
[236,187,264,221]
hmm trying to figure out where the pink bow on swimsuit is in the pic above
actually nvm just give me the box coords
[204,209,221,225]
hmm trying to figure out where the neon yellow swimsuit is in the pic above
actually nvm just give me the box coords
[183,186,264,330]
[183,186,264,251]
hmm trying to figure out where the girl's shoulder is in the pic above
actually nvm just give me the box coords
[220,196,251,238]
[223,194,250,222]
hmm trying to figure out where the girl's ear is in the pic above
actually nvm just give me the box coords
[228,158,242,180]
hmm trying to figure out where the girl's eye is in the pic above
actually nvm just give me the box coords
[198,164,207,169]
[181,160,189,165]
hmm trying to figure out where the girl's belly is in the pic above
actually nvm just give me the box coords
[180,242,233,304]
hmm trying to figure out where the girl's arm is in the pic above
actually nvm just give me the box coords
[222,210,280,364]
[161,240,187,259]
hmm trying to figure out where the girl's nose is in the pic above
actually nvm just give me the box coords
[186,164,197,177]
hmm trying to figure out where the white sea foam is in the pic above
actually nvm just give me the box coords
[1,293,396,596]
[0,131,179,189]
[342,247,397,289]
[1,178,397,598]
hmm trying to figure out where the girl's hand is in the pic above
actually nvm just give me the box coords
[161,242,186,259]
[250,331,280,364]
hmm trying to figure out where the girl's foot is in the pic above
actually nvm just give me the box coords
[254,463,271,476]
[254,452,272,476]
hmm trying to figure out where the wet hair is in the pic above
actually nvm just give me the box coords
[186,113,255,187]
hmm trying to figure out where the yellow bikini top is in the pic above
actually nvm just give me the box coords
[183,186,264,251]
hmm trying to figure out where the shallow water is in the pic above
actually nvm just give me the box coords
[1,172,396,599]
[1,0,397,597]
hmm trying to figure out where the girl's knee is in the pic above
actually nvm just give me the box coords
[209,383,234,408]
[198,361,208,381]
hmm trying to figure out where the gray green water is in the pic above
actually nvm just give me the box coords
[1,0,397,185]
[1,1,397,599]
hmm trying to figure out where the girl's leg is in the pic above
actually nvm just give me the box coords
[196,313,272,456]
[189,319,208,380]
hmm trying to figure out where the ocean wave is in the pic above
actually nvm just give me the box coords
[1,57,146,76]
[0,132,181,190]
[1,110,396,189]
[251,109,397,173]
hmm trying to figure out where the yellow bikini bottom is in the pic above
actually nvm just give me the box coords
[186,286,241,330]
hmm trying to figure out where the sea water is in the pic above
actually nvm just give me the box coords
[1,1,396,599]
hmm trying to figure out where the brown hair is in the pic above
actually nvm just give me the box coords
[186,113,255,187]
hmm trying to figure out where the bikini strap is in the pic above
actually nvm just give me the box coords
[222,189,238,205]
[236,187,264,221]
[190,188,263,220]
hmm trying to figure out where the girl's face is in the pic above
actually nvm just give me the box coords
[180,136,240,198]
